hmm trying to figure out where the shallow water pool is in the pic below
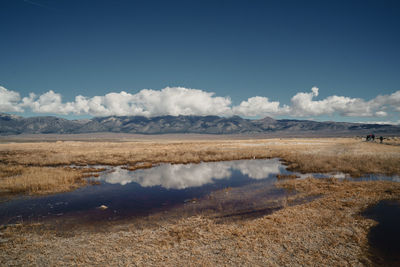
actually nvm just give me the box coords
[0,158,398,227]
[0,159,292,225]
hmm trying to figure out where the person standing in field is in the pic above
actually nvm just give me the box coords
[380,136,383,143]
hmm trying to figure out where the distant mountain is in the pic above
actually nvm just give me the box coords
[1,112,399,136]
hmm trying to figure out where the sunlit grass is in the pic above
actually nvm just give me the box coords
[1,137,400,265]
[0,137,399,195]
[0,165,84,195]
[2,178,399,266]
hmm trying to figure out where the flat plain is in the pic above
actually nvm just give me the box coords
[1,136,400,266]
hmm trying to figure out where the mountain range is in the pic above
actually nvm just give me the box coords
[1,113,399,136]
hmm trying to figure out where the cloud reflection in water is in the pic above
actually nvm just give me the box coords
[99,159,285,189]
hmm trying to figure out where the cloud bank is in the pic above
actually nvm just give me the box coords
[1,85,399,119]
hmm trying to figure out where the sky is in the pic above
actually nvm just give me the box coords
[0,0,400,124]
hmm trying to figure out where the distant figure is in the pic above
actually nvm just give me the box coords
[372,134,375,141]
[380,136,383,143]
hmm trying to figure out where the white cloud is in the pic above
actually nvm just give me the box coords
[1,85,399,119]
[22,90,76,114]
[127,87,232,117]
[20,87,233,117]
[288,87,400,118]
[290,87,370,117]
[233,96,290,117]
[371,91,400,112]
[0,86,23,112]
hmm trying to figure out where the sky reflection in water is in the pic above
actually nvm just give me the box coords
[99,159,285,189]
[0,159,288,225]
[1,158,398,226]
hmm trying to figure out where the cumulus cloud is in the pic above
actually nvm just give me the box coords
[0,86,23,112]
[233,96,289,117]
[19,87,232,117]
[290,87,370,117]
[288,87,400,118]
[21,90,76,114]
[372,91,400,112]
[1,85,399,120]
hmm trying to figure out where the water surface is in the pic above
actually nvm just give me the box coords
[0,158,398,227]
[0,159,291,225]
[362,200,400,266]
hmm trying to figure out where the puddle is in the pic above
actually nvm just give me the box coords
[362,200,400,266]
[297,172,400,182]
[0,158,398,229]
[98,159,286,188]
[0,159,293,226]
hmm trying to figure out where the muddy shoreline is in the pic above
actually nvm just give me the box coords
[1,178,399,266]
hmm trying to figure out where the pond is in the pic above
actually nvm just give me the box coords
[0,158,398,227]
[0,159,293,225]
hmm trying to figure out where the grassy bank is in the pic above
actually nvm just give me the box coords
[1,178,399,265]
[0,137,399,195]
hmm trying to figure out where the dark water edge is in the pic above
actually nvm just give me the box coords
[362,200,400,266]
[0,159,292,227]
[0,158,399,232]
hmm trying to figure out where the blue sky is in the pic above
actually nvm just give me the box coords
[1,0,400,123]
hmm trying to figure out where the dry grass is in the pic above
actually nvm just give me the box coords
[122,162,154,171]
[276,174,299,179]
[0,165,85,195]
[0,137,399,196]
[1,137,400,265]
[1,177,399,266]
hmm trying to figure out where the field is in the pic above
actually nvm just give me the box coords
[1,136,400,265]
[1,136,400,195]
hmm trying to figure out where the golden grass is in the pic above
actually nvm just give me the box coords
[122,162,154,171]
[1,137,399,265]
[0,165,85,195]
[1,178,399,266]
[276,174,299,179]
[1,137,399,195]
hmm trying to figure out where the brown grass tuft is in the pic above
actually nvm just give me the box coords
[276,174,300,179]
[0,165,85,195]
